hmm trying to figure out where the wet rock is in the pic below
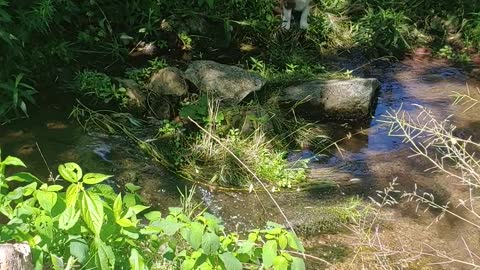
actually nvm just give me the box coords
[281,78,380,121]
[148,67,188,97]
[185,60,266,105]
[115,78,147,113]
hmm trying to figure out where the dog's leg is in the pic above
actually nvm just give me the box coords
[282,7,292,30]
[300,5,310,29]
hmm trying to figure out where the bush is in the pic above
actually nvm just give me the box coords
[0,150,307,269]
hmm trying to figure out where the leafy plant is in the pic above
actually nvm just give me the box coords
[0,150,307,269]
[126,57,168,83]
[0,73,37,121]
[74,70,129,107]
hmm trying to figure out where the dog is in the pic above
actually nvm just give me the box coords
[280,0,311,30]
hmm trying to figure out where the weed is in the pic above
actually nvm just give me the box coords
[74,70,129,108]
[126,57,168,83]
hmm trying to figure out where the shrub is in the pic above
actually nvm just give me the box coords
[0,150,307,269]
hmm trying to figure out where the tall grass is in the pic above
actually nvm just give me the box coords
[345,88,480,269]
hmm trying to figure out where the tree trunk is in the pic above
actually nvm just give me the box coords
[0,243,33,270]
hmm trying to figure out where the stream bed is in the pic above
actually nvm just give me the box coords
[1,57,479,265]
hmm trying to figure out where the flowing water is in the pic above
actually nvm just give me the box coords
[1,57,479,265]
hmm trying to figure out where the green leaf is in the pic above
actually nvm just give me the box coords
[35,215,53,239]
[124,193,136,207]
[113,194,122,219]
[273,255,289,270]
[278,234,288,250]
[59,206,81,231]
[47,185,63,192]
[70,238,89,265]
[83,173,112,185]
[286,233,304,252]
[262,240,277,268]
[129,248,145,270]
[2,156,26,167]
[58,163,82,183]
[95,237,115,270]
[65,184,79,207]
[291,257,306,270]
[5,172,39,182]
[157,219,185,236]
[127,205,150,215]
[116,218,136,228]
[187,222,204,250]
[219,252,242,270]
[202,232,220,255]
[144,211,161,221]
[181,258,196,270]
[35,190,57,213]
[125,183,141,192]
[81,191,104,236]
[51,254,64,270]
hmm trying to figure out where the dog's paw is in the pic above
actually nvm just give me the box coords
[282,22,291,30]
[300,22,309,30]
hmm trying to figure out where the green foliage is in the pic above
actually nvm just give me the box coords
[126,57,168,84]
[0,74,37,122]
[356,8,412,55]
[74,70,129,108]
[0,151,306,269]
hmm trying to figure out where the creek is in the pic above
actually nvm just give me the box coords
[1,56,479,245]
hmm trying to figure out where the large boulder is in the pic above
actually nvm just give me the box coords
[148,67,188,97]
[281,78,380,121]
[184,60,266,105]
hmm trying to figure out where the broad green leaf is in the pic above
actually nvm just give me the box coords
[144,211,161,221]
[181,258,196,270]
[47,185,64,192]
[219,252,242,270]
[286,233,304,252]
[125,183,141,192]
[2,156,26,167]
[116,218,136,228]
[237,242,255,255]
[83,173,112,185]
[157,219,185,236]
[126,205,150,216]
[273,255,289,270]
[81,191,104,236]
[278,234,288,249]
[187,222,204,250]
[59,206,81,230]
[6,172,39,182]
[58,163,82,183]
[22,182,38,196]
[124,193,136,207]
[35,215,53,239]
[262,240,277,268]
[65,184,80,207]
[70,237,89,265]
[51,254,64,270]
[35,190,57,213]
[121,228,139,239]
[202,232,220,255]
[129,249,145,270]
[95,237,115,270]
[291,257,306,270]
[6,187,24,200]
[113,194,122,219]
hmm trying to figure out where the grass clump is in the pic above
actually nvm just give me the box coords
[74,70,129,108]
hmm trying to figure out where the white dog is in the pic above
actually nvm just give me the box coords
[281,0,311,30]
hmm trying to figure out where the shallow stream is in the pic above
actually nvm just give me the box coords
[1,56,479,239]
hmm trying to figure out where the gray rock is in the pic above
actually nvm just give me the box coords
[148,67,188,97]
[115,78,146,113]
[185,60,266,104]
[281,78,380,120]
